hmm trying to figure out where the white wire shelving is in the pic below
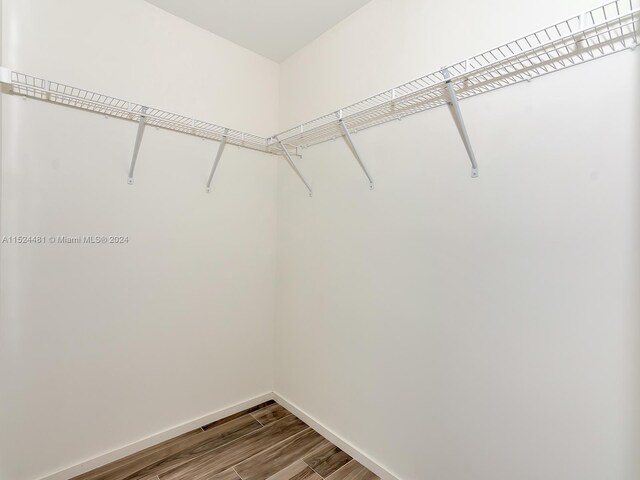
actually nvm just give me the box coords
[275,0,639,148]
[1,70,275,155]
[0,0,638,192]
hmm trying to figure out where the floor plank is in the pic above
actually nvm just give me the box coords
[208,469,242,480]
[325,460,379,480]
[125,414,263,480]
[74,402,381,480]
[266,461,322,480]
[71,429,204,480]
[202,400,276,431]
[159,415,309,480]
[251,403,291,426]
[234,429,329,480]
[303,443,352,478]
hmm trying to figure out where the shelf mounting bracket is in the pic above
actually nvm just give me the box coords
[128,107,147,185]
[338,119,374,190]
[206,131,228,193]
[442,68,479,178]
[278,140,313,197]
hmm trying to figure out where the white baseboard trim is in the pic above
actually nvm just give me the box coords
[272,392,401,480]
[39,392,401,480]
[39,392,273,480]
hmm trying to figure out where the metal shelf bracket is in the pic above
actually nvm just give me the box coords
[2,0,638,187]
[206,130,228,193]
[442,68,479,178]
[338,119,374,190]
[278,140,313,197]
[128,107,147,185]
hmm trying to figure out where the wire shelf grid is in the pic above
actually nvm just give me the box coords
[7,71,280,155]
[2,0,638,158]
[275,0,639,149]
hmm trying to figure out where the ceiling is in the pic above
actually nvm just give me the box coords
[145,0,373,63]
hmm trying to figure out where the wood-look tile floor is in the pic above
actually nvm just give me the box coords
[72,401,380,480]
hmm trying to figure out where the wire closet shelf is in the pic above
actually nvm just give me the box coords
[1,0,638,179]
[5,72,274,154]
[273,0,639,149]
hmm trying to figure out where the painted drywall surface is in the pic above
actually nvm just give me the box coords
[275,1,640,479]
[0,1,278,480]
[3,0,279,136]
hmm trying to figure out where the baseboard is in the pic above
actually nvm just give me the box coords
[39,391,401,480]
[39,392,273,480]
[272,392,401,480]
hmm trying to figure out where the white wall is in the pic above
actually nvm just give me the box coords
[2,1,639,480]
[0,2,279,480]
[276,1,640,480]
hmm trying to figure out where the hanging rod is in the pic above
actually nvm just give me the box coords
[0,0,637,188]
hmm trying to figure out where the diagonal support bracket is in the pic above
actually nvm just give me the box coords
[442,68,479,178]
[338,119,374,190]
[128,107,147,185]
[206,132,228,193]
[278,140,313,197]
